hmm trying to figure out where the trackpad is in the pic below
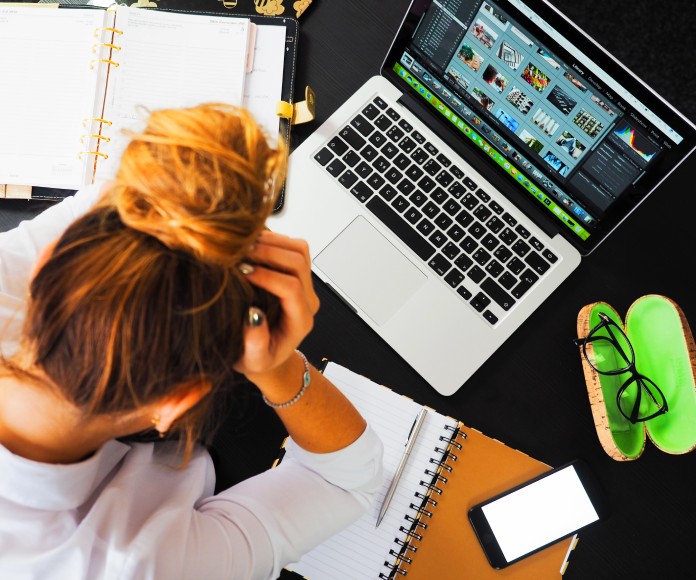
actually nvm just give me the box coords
[314,216,427,325]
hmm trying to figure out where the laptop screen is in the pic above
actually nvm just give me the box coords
[382,0,696,254]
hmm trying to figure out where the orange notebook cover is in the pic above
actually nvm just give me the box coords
[284,362,576,579]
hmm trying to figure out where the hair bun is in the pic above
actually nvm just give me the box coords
[108,104,287,266]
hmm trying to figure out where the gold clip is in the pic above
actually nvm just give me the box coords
[93,43,122,53]
[94,26,123,38]
[276,85,316,125]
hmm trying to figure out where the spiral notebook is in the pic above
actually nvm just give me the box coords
[282,362,577,579]
[0,3,298,201]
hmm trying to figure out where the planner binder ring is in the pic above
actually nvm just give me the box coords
[80,134,111,144]
[92,42,122,52]
[90,59,120,70]
[82,118,113,128]
[94,26,123,38]
[78,151,108,160]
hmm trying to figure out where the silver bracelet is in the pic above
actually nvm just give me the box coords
[262,350,311,409]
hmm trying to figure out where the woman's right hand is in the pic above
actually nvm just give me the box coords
[233,230,319,381]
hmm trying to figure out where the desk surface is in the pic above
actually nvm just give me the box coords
[2,1,695,578]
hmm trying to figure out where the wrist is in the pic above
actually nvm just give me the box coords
[247,350,312,408]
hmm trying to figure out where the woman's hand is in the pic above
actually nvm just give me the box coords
[234,231,319,379]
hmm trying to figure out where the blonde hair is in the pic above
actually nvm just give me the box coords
[5,104,287,463]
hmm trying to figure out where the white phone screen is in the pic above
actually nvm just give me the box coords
[481,465,599,562]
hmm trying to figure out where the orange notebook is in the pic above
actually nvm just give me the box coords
[284,362,577,579]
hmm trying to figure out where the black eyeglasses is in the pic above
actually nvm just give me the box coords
[574,312,668,423]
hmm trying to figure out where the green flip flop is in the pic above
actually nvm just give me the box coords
[625,295,696,455]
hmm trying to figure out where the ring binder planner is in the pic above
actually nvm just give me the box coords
[281,362,579,579]
[1,4,300,206]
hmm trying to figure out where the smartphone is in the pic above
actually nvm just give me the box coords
[468,459,608,569]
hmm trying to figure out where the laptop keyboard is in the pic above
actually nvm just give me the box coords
[312,95,558,325]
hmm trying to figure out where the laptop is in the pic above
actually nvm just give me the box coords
[269,0,696,396]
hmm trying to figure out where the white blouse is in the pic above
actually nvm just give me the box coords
[0,186,384,579]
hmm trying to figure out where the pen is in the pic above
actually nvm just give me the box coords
[376,407,428,527]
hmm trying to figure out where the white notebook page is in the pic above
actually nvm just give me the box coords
[287,362,459,580]
[95,6,250,180]
[0,7,107,188]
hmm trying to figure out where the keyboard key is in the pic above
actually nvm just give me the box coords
[463,176,478,190]
[405,206,422,224]
[409,191,427,207]
[339,126,365,150]
[473,248,491,266]
[511,239,531,258]
[511,270,538,298]
[461,192,478,210]
[473,205,491,222]
[499,271,517,290]
[442,241,460,260]
[343,150,361,167]
[367,173,385,190]
[327,136,349,155]
[326,158,346,177]
[430,187,448,204]
[486,216,504,234]
[396,179,415,195]
[483,310,498,324]
[460,236,478,254]
[434,213,453,230]
[373,96,387,109]
[428,253,451,276]
[457,286,473,300]
[382,143,399,159]
[385,168,403,184]
[481,233,499,251]
[481,278,515,310]
[399,136,416,153]
[375,114,392,131]
[418,176,436,192]
[355,161,372,179]
[515,224,531,239]
[360,144,378,161]
[474,188,490,203]
[529,237,544,252]
[423,201,439,219]
[339,170,358,188]
[450,166,464,179]
[369,132,387,147]
[379,184,397,201]
[406,165,424,181]
[445,268,465,288]
[455,209,474,228]
[386,107,400,121]
[443,199,461,216]
[489,200,504,214]
[391,195,409,213]
[314,147,333,165]
[493,245,512,263]
[447,224,465,242]
[455,253,473,271]
[387,126,405,142]
[351,114,374,136]
[468,222,486,239]
[411,130,426,144]
[543,249,558,263]
[507,257,525,275]
[470,292,491,312]
[393,153,411,170]
[500,227,518,245]
[424,142,438,156]
[429,230,447,248]
[448,182,466,199]
[362,103,379,119]
[485,259,504,278]
[502,212,517,226]
[423,159,441,176]
[435,171,453,187]
[410,147,429,164]
[417,218,436,236]
[524,251,551,275]
[468,266,486,284]
[350,181,373,202]
[366,196,436,261]
[398,119,413,132]
[372,155,390,173]
[436,153,451,167]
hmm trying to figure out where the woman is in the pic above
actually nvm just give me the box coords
[0,104,383,578]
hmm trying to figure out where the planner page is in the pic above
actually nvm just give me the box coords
[0,6,109,188]
[287,362,459,580]
[95,6,250,180]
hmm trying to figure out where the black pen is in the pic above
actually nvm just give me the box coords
[376,407,428,527]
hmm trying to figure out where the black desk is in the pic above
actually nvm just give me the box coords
[2,2,694,578]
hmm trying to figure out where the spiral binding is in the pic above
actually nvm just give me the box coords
[379,423,468,578]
